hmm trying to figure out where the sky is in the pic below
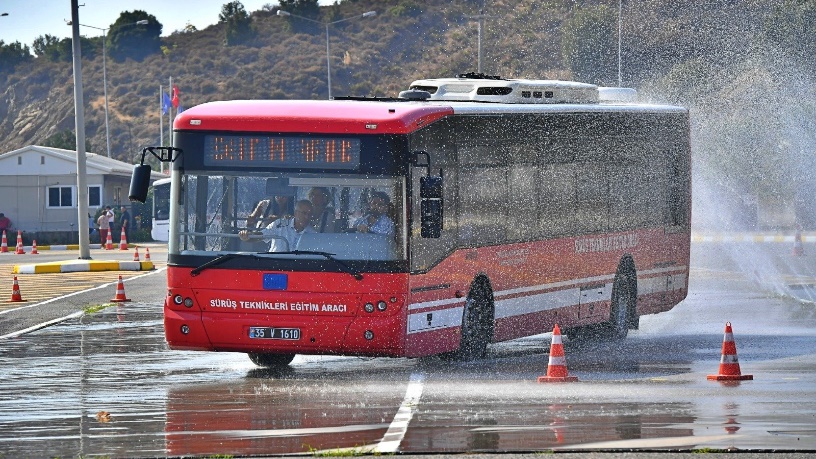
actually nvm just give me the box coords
[0,0,333,49]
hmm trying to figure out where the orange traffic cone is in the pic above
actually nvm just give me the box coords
[15,230,24,254]
[31,240,39,255]
[110,275,131,302]
[105,230,113,250]
[708,322,753,381]
[144,247,151,262]
[133,247,140,261]
[1,230,8,253]
[119,226,128,250]
[10,276,25,302]
[538,324,579,382]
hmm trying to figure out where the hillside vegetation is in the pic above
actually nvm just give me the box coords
[1,0,816,229]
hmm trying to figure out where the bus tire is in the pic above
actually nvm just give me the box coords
[569,257,636,342]
[247,352,296,367]
[600,257,637,340]
[453,276,495,361]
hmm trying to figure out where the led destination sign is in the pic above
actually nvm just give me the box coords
[204,135,361,169]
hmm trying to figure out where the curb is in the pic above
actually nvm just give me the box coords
[12,260,154,274]
[7,243,141,251]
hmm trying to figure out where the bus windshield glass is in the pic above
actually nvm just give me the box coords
[172,172,406,262]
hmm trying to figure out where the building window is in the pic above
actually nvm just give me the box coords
[88,186,101,207]
[41,156,45,165]
[47,186,74,208]
[114,187,121,205]
[17,157,21,165]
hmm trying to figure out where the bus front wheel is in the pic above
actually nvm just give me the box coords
[453,277,495,361]
[247,352,296,367]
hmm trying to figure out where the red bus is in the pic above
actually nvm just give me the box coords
[130,75,690,367]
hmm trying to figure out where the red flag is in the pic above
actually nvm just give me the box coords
[171,85,180,108]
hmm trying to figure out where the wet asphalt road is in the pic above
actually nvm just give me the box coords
[0,241,815,457]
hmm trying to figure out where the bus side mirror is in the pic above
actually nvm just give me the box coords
[420,175,443,238]
[129,164,152,203]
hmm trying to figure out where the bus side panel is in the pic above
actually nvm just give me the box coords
[635,269,689,316]
[406,227,689,356]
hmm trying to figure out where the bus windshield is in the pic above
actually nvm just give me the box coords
[172,172,406,262]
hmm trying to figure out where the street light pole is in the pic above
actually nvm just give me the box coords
[277,9,376,99]
[101,28,110,157]
[68,20,148,158]
[465,9,496,74]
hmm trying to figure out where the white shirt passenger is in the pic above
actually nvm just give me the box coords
[259,216,316,252]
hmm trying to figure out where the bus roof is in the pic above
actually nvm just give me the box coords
[174,100,454,135]
[174,98,686,136]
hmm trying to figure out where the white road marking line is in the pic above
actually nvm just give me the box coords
[0,268,166,339]
[375,372,424,453]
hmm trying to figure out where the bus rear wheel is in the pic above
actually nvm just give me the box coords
[247,352,296,367]
[595,268,636,340]
[452,277,494,361]
[566,261,636,342]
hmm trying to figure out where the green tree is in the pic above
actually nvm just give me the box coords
[0,40,32,74]
[33,35,93,62]
[561,6,617,85]
[43,129,93,152]
[219,1,256,46]
[32,34,60,58]
[108,10,162,61]
[278,0,319,18]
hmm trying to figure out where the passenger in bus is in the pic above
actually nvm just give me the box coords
[245,195,295,229]
[239,199,316,252]
[308,187,336,233]
[353,191,394,237]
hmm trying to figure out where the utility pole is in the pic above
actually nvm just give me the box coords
[465,2,496,74]
[71,0,90,259]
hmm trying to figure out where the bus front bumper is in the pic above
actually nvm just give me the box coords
[164,307,405,357]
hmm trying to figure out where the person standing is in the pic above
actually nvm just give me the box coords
[105,206,115,232]
[246,195,294,229]
[97,212,110,245]
[119,206,132,242]
[0,213,11,232]
[308,187,336,233]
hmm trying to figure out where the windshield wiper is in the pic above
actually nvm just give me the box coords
[190,250,364,280]
[273,250,364,281]
[190,253,258,276]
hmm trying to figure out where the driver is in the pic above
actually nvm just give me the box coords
[239,199,316,252]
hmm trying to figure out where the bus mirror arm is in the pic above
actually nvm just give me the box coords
[411,150,432,176]
[141,146,182,165]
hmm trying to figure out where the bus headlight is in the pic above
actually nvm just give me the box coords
[183,297,194,308]
[364,303,374,313]
[364,330,374,340]
[377,300,387,311]
[173,295,183,305]
[180,325,190,335]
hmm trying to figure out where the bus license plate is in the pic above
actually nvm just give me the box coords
[248,327,300,340]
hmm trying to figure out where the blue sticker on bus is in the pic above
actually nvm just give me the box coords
[263,273,288,290]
